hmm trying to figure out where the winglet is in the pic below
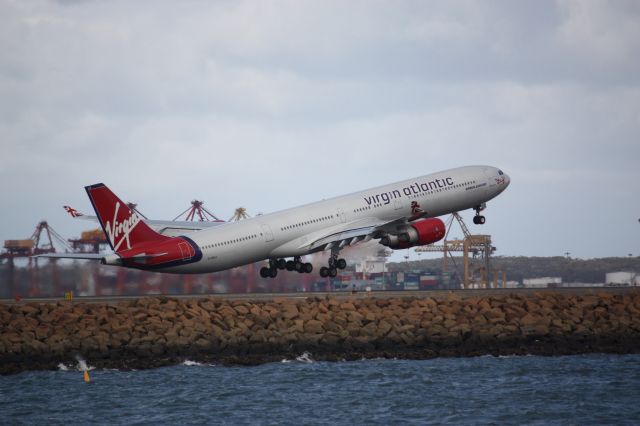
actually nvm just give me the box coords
[63,205,83,218]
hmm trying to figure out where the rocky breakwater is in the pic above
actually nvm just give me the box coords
[1,291,640,374]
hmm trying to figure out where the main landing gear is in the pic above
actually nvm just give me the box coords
[260,256,313,278]
[319,249,347,278]
[473,204,486,225]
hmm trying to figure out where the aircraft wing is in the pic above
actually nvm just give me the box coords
[63,205,224,236]
[302,216,407,252]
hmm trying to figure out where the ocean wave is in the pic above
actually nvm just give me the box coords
[295,352,314,363]
[182,360,204,366]
[75,356,94,372]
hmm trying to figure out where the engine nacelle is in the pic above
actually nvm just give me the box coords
[379,218,446,249]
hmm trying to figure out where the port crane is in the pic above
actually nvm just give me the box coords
[414,213,503,288]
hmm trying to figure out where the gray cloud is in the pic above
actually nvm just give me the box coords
[1,0,638,260]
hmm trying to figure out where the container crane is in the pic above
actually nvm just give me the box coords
[1,221,74,298]
[2,221,73,261]
[414,212,501,288]
[173,200,223,222]
[229,207,251,222]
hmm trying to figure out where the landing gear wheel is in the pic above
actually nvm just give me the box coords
[285,260,295,271]
[328,267,338,278]
[473,204,486,225]
[336,258,347,269]
[276,258,286,269]
[269,268,278,278]
[303,263,313,273]
[260,267,270,278]
[294,261,303,272]
[320,267,329,278]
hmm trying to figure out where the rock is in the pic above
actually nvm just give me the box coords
[443,319,457,329]
[1,292,639,374]
[304,320,324,334]
[450,323,471,334]
[520,314,540,327]
[376,299,390,308]
[234,305,250,315]
[396,324,415,334]
[34,325,51,340]
[281,305,299,320]
[347,311,364,325]
[20,304,40,317]
[324,321,343,333]
[377,320,392,336]
[345,323,361,337]
[340,302,356,311]
[321,332,342,346]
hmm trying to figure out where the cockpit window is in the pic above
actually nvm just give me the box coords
[498,170,504,175]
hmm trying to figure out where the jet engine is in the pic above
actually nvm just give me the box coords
[379,218,446,249]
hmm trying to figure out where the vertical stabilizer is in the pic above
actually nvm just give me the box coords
[85,183,168,252]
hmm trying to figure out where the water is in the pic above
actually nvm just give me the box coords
[1,354,639,425]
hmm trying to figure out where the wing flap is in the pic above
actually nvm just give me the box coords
[302,216,408,251]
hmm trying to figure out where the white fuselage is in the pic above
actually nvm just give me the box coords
[163,165,509,274]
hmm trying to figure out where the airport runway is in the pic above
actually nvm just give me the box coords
[2,286,637,304]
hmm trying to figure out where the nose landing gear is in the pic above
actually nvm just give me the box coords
[473,204,486,225]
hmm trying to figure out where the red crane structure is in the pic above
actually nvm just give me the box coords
[1,221,73,262]
[173,200,223,222]
[1,221,75,298]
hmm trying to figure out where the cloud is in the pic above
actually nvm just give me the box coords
[0,0,639,260]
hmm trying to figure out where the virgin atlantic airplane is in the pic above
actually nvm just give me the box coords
[43,165,510,278]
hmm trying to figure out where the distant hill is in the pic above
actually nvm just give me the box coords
[387,256,640,283]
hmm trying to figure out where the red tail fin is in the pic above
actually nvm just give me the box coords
[85,183,168,253]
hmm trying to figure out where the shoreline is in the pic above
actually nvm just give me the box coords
[2,291,639,375]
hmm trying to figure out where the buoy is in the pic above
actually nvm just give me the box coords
[84,370,90,383]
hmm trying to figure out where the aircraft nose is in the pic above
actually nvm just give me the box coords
[503,173,511,187]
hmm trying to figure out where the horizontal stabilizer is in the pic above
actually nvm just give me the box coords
[32,253,105,260]
[62,205,223,235]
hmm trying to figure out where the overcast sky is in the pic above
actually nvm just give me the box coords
[1,0,639,261]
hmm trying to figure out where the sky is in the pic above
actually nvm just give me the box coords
[1,0,639,261]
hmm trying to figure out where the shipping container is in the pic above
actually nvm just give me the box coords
[419,274,438,290]
[388,281,404,291]
[404,281,419,290]
[4,240,34,249]
[81,229,106,241]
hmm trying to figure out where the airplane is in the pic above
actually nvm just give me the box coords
[39,165,510,278]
